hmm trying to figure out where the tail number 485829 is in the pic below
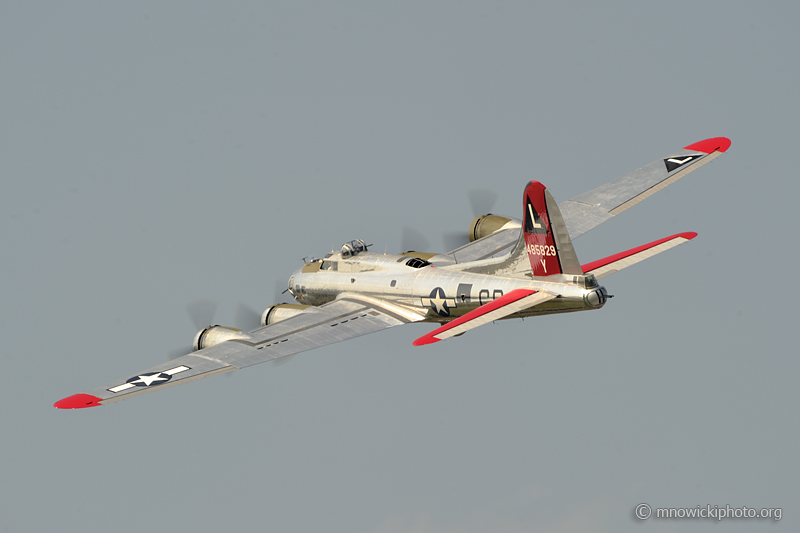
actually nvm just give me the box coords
[527,244,556,256]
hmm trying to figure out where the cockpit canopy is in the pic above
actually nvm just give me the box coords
[341,239,368,258]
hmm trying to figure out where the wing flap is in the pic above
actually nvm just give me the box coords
[581,232,698,280]
[413,289,556,346]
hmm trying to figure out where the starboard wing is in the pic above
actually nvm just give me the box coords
[445,137,729,264]
[560,137,730,239]
[54,294,426,408]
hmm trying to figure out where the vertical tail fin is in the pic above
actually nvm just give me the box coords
[522,181,583,277]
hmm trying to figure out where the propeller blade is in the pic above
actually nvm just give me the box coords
[401,226,431,252]
[234,302,262,332]
[441,231,470,253]
[274,279,291,304]
[272,354,297,367]
[167,346,192,361]
[186,300,218,330]
[467,188,498,217]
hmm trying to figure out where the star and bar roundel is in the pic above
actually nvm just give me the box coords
[107,365,191,393]
[420,287,457,317]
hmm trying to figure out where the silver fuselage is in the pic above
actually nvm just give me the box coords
[288,251,607,323]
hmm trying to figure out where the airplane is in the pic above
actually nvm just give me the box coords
[54,136,730,409]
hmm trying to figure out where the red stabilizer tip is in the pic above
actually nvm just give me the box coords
[684,137,731,153]
[54,393,102,409]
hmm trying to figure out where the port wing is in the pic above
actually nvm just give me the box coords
[55,294,425,408]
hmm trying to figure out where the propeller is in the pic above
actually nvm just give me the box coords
[401,226,431,252]
[274,279,292,304]
[271,354,296,367]
[167,299,261,362]
[186,300,218,331]
[166,280,297,366]
[167,346,191,361]
[399,189,500,254]
[167,300,219,361]
[234,302,262,332]
[441,231,470,253]
[467,188,498,218]
[438,188,500,252]
[269,278,300,367]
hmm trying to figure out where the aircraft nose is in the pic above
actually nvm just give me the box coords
[287,269,301,298]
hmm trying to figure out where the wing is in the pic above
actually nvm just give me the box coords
[54,294,426,408]
[581,232,697,280]
[445,137,729,264]
[413,289,556,346]
[560,137,730,239]
[447,226,520,264]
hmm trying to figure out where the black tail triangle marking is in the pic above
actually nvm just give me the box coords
[524,197,549,234]
[664,155,700,173]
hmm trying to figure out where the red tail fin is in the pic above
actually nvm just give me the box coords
[522,181,582,277]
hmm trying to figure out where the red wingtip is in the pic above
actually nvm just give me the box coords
[54,393,103,409]
[679,231,699,240]
[684,137,731,154]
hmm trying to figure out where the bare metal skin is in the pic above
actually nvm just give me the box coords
[53,137,729,408]
[288,249,607,324]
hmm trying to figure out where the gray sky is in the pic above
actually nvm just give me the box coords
[2,2,797,531]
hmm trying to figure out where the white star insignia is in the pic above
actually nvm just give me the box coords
[430,292,447,314]
[130,373,169,387]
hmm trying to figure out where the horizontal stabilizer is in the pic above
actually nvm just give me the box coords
[413,289,556,346]
[581,232,697,280]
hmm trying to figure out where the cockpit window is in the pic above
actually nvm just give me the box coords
[405,258,431,268]
[321,261,338,271]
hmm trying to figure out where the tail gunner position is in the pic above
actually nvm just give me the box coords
[54,137,730,408]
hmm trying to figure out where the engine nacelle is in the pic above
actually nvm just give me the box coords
[193,326,256,351]
[261,304,311,326]
[468,215,521,242]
